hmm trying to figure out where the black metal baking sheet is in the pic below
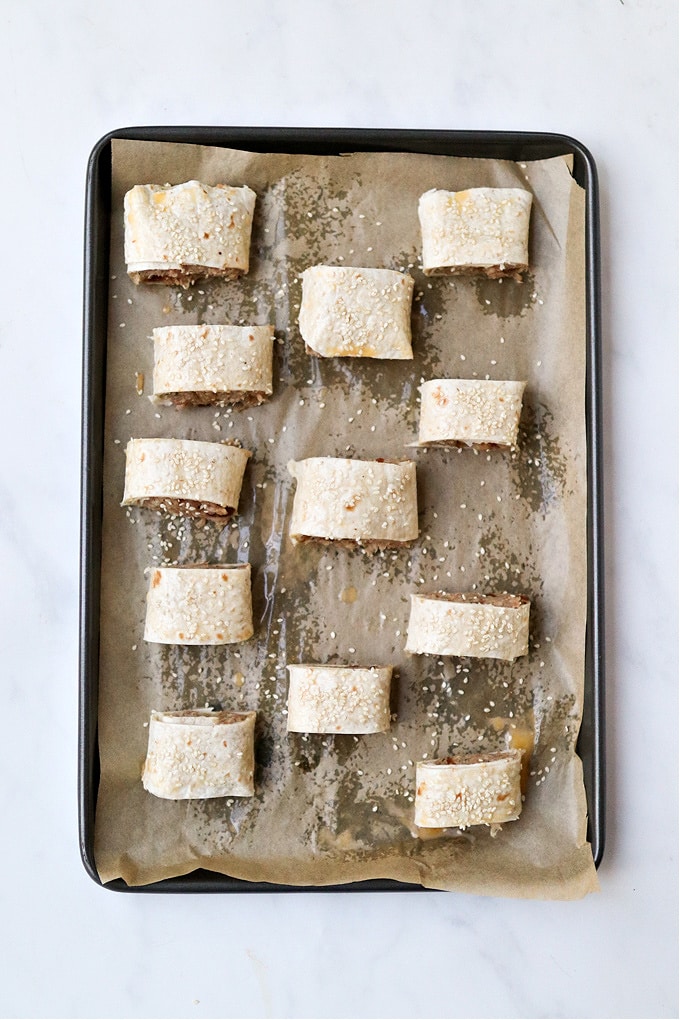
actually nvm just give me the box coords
[80,127,604,892]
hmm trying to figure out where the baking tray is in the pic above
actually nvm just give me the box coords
[79,127,604,892]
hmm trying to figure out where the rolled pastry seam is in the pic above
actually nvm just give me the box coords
[122,438,250,522]
[124,180,256,287]
[418,187,532,278]
[299,266,414,359]
[144,564,253,645]
[414,750,523,828]
[152,324,274,408]
[286,664,393,734]
[417,379,525,448]
[142,709,256,799]
[288,457,419,548]
[406,592,530,660]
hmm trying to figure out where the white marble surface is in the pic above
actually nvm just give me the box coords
[0,2,677,1017]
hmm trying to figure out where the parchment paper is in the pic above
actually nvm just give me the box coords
[94,138,598,898]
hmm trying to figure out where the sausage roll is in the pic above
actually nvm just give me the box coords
[414,750,523,828]
[144,564,253,645]
[299,266,414,359]
[418,187,532,278]
[122,438,250,522]
[288,457,419,548]
[124,180,256,287]
[417,379,525,448]
[286,664,393,734]
[142,709,256,799]
[152,324,274,408]
[405,592,530,660]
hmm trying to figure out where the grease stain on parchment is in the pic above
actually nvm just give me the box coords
[473,271,537,318]
[512,400,568,513]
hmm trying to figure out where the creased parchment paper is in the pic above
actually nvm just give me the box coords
[94,138,598,898]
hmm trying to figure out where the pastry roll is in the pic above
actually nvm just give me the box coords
[299,266,414,359]
[152,324,274,408]
[417,379,525,448]
[144,564,253,645]
[406,592,530,660]
[288,457,418,548]
[414,750,523,828]
[286,664,392,734]
[122,438,250,522]
[418,187,532,278]
[124,180,256,287]
[142,709,256,799]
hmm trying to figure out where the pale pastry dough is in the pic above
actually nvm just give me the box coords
[286,664,392,734]
[142,709,256,799]
[152,324,274,408]
[288,457,418,547]
[419,187,532,278]
[299,266,414,358]
[122,438,250,522]
[144,564,253,645]
[415,750,523,828]
[417,379,525,448]
[406,592,530,660]
[124,180,256,286]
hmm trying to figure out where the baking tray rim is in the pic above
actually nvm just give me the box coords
[79,125,604,893]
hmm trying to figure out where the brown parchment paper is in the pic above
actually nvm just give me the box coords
[94,138,599,898]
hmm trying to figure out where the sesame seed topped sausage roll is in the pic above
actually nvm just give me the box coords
[414,750,523,829]
[152,324,274,408]
[418,187,532,279]
[418,379,525,448]
[406,592,530,660]
[286,665,393,734]
[144,564,253,645]
[122,438,250,522]
[299,266,414,359]
[288,457,419,549]
[142,709,256,799]
[124,180,256,287]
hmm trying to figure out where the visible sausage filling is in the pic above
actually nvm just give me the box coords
[292,534,415,552]
[133,496,234,523]
[130,265,243,288]
[160,389,269,409]
[423,263,527,281]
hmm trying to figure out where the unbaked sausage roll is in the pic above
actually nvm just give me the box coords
[152,324,274,408]
[418,187,532,278]
[406,592,530,660]
[144,564,253,645]
[299,266,414,359]
[288,457,418,548]
[142,709,256,799]
[417,379,525,448]
[286,664,392,734]
[122,438,250,522]
[414,750,523,828]
[124,180,256,287]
